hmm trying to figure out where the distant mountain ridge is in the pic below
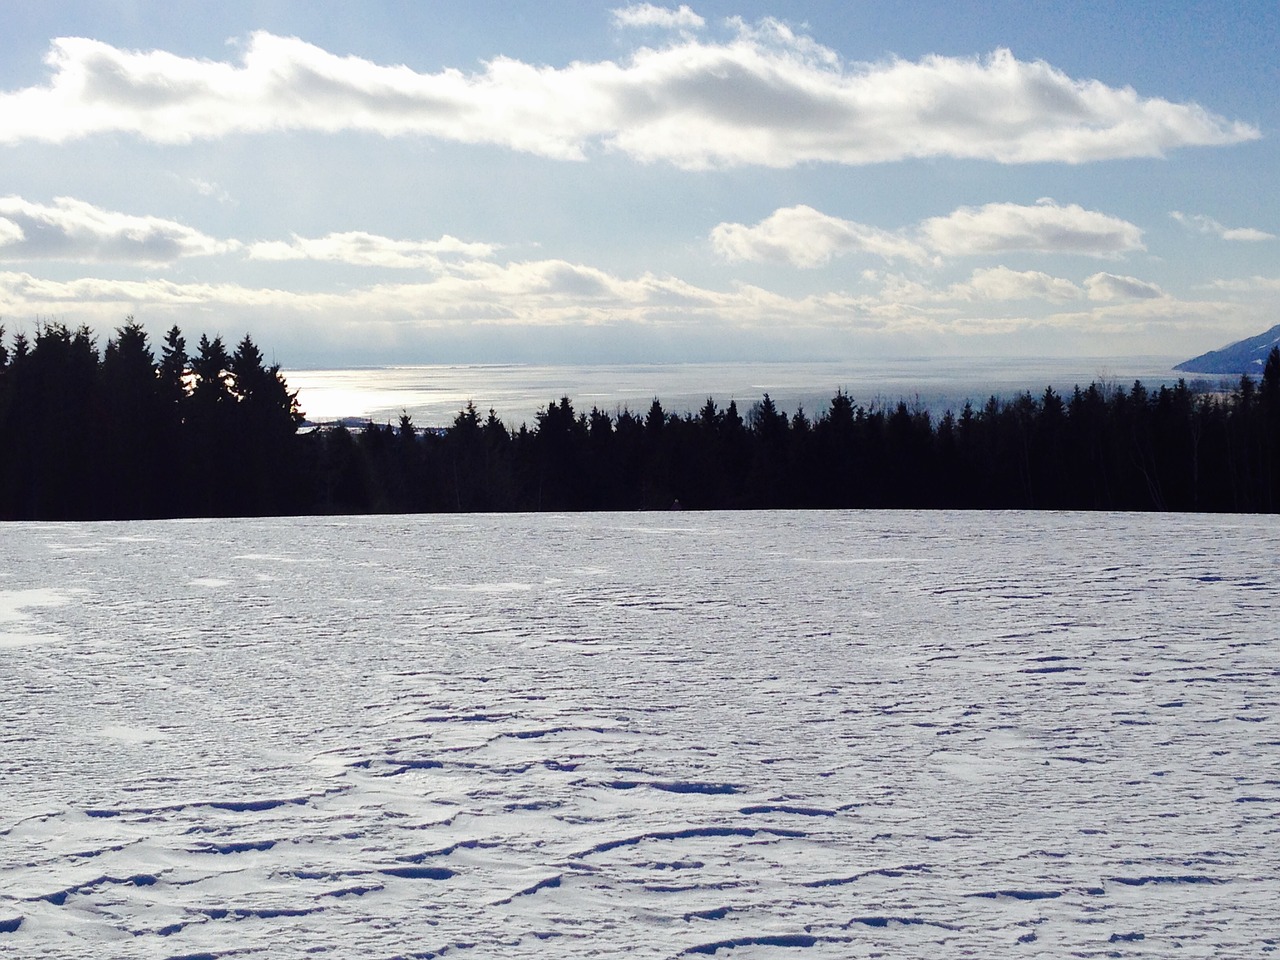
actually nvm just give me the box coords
[1176,323,1280,374]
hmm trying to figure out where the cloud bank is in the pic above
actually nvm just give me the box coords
[710,204,930,266]
[612,4,705,31]
[0,29,1257,168]
[0,241,1265,366]
[921,200,1145,257]
[0,196,234,265]
[1170,211,1275,242]
[961,266,1084,302]
[247,231,499,269]
[0,197,495,270]
[1083,272,1166,301]
[0,191,1257,361]
[712,199,1144,266]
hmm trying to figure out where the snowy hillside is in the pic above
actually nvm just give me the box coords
[2,512,1277,958]
[1174,323,1280,375]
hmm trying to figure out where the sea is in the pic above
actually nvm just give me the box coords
[284,356,1198,428]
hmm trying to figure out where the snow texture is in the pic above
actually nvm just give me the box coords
[1,511,1277,958]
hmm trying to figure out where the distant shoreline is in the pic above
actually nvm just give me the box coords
[284,355,1190,429]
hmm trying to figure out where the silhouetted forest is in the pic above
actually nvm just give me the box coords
[3,320,1280,519]
[1,320,303,519]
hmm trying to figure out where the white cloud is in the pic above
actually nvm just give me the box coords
[1084,271,1166,301]
[0,261,712,328]
[1217,225,1274,242]
[712,199,1142,267]
[0,31,1256,169]
[1170,211,1274,242]
[247,231,499,268]
[612,4,705,31]
[0,217,23,246]
[0,196,235,264]
[863,266,1084,307]
[2,258,1272,363]
[710,204,929,266]
[921,199,1144,257]
[0,260,890,337]
[1204,275,1280,293]
[189,177,234,205]
[959,266,1084,302]
[0,191,1213,361]
[0,197,500,271]
[0,256,1179,332]
[1025,297,1264,343]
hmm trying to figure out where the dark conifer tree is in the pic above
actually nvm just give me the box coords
[745,393,789,506]
[187,334,234,514]
[813,390,859,507]
[99,318,167,517]
[530,397,590,510]
[158,326,188,406]
[444,402,489,511]
[1260,348,1280,509]
[228,334,304,514]
[3,324,100,517]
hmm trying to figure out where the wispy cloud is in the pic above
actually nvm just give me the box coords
[711,204,930,266]
[187,177,234,205]
[0,196,499,271]
[1170,211,1274,242]
[0,262,766,332]
[921,200,1145,258]
[0,217,23,247]
[959,266,1084,302]
[2,251,1268,368]
[0,256,1203,343]
[0,30,1256,169]
[1084,271,1166,301]
[247,231,499,269]
[712,199,1143,266]
[1203,275,1280,293]
[611,4,705,31]
[0,196,235,265]
[865,266,1085,306]
[0,191,1193,351]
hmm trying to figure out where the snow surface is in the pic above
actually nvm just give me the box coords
[1,511,1277,958]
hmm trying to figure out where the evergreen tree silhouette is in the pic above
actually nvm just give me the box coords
[99,318,166,517]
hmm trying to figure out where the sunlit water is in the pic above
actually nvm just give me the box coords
[284,357,1191,426]
[2,511,1277,958]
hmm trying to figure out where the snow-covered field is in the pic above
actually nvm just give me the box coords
[2,511,1277,958]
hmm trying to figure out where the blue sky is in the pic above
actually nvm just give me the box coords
[1,1,1276,366]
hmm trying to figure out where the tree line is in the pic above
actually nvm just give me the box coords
[3,320,1280,519]
[0,320,302,519]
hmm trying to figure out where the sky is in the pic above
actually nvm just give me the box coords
[0,0,1277,368]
